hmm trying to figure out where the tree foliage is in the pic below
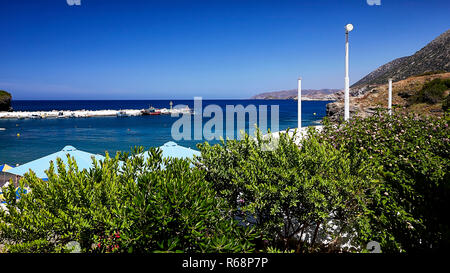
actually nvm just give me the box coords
[411,78,450,104]
[197,129,379,253]
[320,112,450,252]
[0,148,254,253]
[1,112,448,254]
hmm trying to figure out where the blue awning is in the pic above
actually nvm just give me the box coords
[7,146,105,179]
[138,141,201,161]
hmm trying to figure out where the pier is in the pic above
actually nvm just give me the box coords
[0,107,192,119]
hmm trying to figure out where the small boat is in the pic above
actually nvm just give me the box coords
[117,110,129,117]
[30,114,42,119]
[142,106,161,116]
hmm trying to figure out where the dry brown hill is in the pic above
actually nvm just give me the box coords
[326,72,450,121]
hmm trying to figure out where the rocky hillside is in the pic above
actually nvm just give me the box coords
[251,88,341,100]
[352,29,450,88]
[0,90,12,112]
[326,72,450,122]
[326,29,450,121]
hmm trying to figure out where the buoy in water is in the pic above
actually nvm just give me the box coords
[313,112,316,116]
[17,133,20,137]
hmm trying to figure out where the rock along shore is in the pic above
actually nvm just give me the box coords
[0,108,192,119]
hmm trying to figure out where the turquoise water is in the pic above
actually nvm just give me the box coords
[0,100,332,164]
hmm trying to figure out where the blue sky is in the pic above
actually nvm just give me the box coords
[0,0,449,100]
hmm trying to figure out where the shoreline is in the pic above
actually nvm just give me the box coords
[0,108,192,119]
[249,98,336,101]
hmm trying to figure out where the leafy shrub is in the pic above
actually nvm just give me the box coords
[0,148,254,253]
[443,95,450,112]
[320,112,450,252]
[2,112,448,254]
[411,78,450,104]
[197,129,379,253]
[119,149,255,253]
[0,90,11,98]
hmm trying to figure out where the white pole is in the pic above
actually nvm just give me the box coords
[344,30,350,121]
[298,77,302,129]
[388,78,392,115]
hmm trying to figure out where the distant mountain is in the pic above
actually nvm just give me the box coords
[352,29,450,88]
[250,88,341,100]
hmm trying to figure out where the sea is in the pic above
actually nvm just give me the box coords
[0,100,332,165]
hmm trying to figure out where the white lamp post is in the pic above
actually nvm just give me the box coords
[388,78,392,115]
[298,77,302,129]
[344,23,354,121]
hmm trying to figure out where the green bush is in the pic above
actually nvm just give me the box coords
[119,149,255,253]
[320,112,450,252]
[443,95,450,112]
[1,112,448,254]
[0,90,11,98]
[0,148,255,253]
[411,78,450,104]
[197,129,379,253]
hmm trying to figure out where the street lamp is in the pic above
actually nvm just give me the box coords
[344,23,354,121]
[298,77,302,129]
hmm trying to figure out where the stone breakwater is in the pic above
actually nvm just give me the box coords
[0,108,192,119]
